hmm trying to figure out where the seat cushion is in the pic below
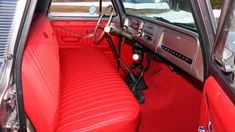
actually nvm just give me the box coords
[58,47,140,132]
[22,13,140,132]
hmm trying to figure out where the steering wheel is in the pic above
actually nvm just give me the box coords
[93,5,114,45]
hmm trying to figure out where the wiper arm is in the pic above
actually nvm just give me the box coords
[172,22,193,27]
[172,22,196,31]
[153,17,172,24]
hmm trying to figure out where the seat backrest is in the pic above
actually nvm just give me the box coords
[22,14,60,131]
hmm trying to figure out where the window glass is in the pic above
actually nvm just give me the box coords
[225,13,235,51]
[210,0,222,23]
[50,0,114,17]
[219,2,235,53]
[214,1,235,81]
[122,0,197,31]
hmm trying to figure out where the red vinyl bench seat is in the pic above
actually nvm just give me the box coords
[22,14,140,132]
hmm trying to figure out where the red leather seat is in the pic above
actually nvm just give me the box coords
[22,14,140,132]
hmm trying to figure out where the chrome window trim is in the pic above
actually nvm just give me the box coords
[205,0,217,34]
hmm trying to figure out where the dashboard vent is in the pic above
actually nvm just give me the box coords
[0,0,18,59]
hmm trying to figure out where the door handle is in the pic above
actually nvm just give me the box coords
[198,126,206,132]
[198,121,214,132]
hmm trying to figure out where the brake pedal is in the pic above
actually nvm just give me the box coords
[136,78,148,90]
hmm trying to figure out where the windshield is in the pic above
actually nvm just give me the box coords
[122,0,197,31]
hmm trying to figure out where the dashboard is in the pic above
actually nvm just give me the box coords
[123,16,204,82]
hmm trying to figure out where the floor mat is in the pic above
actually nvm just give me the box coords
[104,45,202,132]
[138,59,202,132]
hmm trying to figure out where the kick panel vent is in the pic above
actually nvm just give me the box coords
[0,0,18,58]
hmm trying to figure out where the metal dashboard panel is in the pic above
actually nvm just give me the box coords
[157,30,204,82]
[124,16,204,82]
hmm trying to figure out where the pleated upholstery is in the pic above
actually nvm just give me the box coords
[58,47,140,132]
[22,14,140,132]
[22,14,60,132]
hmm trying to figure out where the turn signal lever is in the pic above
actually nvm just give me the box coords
[104,24,133,40]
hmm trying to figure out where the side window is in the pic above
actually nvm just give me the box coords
[49,0,115,17]
[215,1,235,82]
[210,0,222,23]
[122,0,197,31]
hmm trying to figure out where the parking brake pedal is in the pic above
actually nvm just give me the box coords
[124,74,146,104]
[124,74,147,90]
[125,75,145,104]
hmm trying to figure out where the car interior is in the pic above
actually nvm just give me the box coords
[21,0,205,131]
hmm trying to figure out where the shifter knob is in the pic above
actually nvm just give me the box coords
[104,26,111,33]
[133,54,140,61]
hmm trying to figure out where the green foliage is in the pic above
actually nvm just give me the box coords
[211,0,222,9]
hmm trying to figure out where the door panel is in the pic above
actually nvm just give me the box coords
[200,76,235,132]
[200,1,235,132]
[51,21,111,48]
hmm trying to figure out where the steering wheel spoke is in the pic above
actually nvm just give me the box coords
[98,25,105,29]
[93,5,114,45]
